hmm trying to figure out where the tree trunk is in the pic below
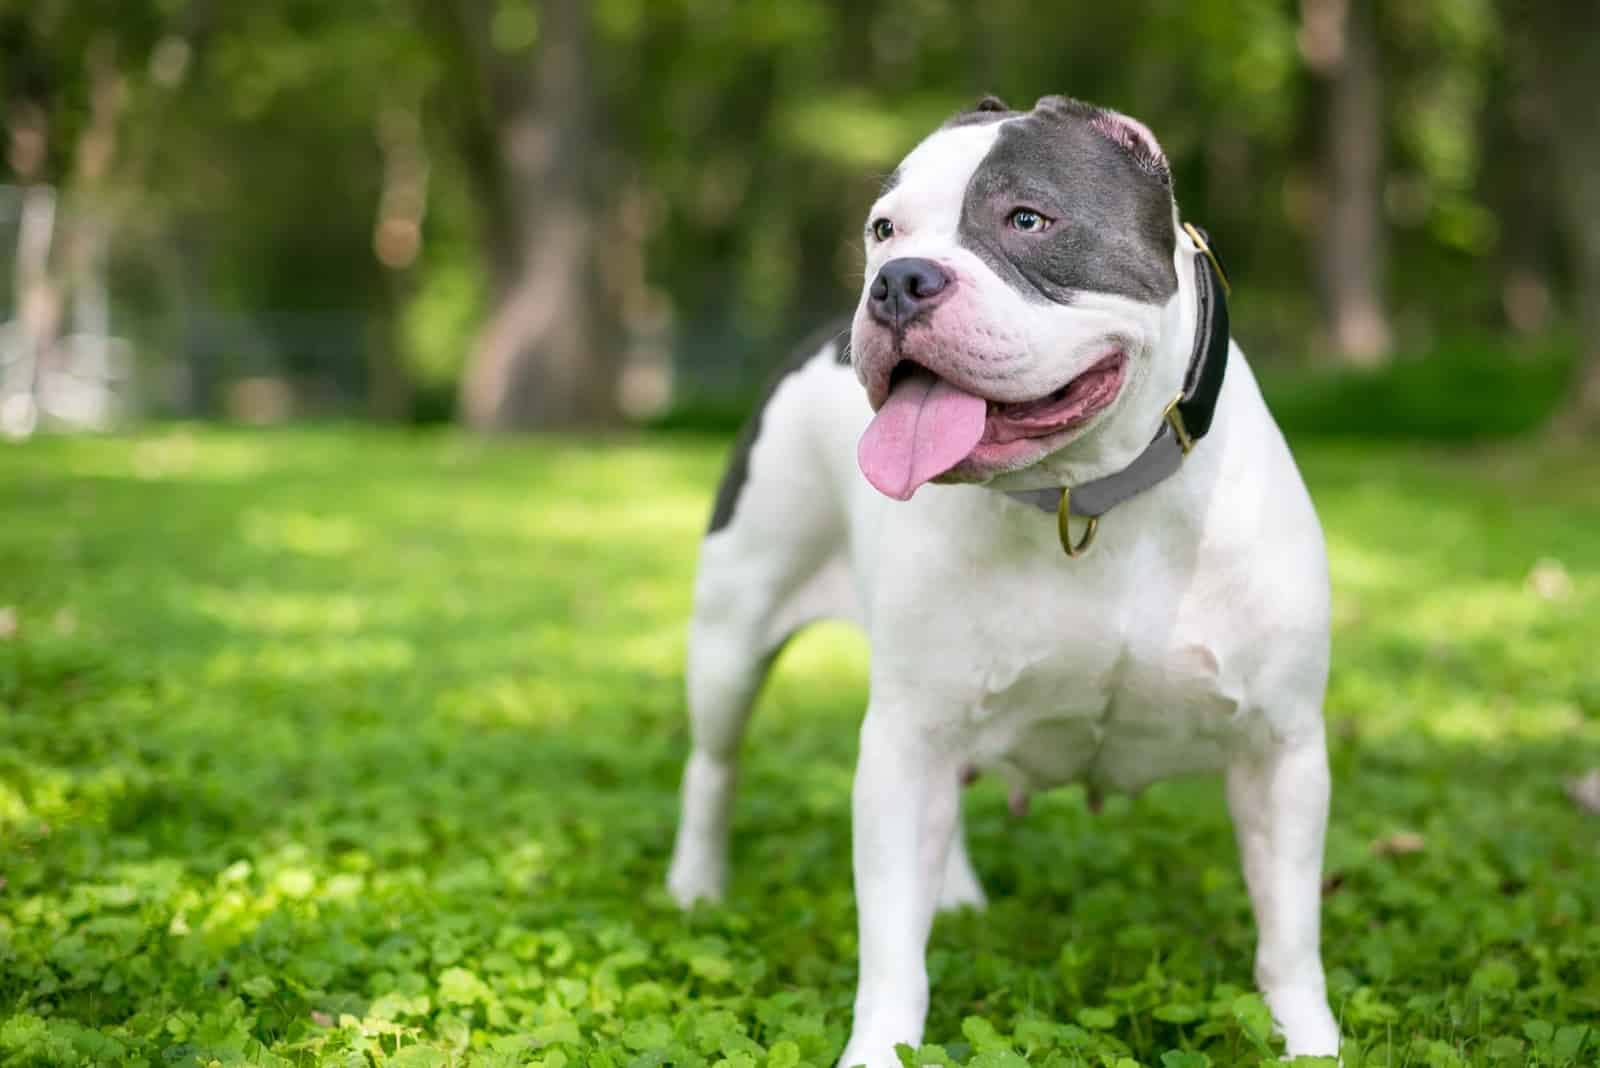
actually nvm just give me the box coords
[1304,0,1392,365]
[54,37,124,428]
[2,91,58,438]
[368,104,428,422]
[454,0,620,431]
[1566,227,1600,433]
[1484,29,1559,335]
[2,184,57,439]
[1530,0,1600,433]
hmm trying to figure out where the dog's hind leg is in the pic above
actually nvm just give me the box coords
[670,524,986,911]
[668,328,857,907]
[1226,724,1341,1058]
[937,806,987,911]
[665,605,780,907]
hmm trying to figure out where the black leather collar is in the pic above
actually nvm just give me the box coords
[1005,224,1231,555]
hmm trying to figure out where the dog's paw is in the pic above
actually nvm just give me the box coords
[1265,985,1340,1060]
[835,1039,910,1068]
[665,850,726,909]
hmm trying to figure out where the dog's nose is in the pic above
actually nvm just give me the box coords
[869,258,952,329]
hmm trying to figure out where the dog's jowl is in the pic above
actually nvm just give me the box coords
[668,95,1339,1068]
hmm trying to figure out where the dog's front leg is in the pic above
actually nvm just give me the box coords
[837,707,959,1068]
[1226,725,1341,1059]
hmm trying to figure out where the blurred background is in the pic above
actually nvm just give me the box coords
[2,0,1598,440]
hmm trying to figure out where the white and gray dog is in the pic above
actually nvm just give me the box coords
[667,95,1339,1067]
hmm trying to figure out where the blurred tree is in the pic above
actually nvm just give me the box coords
[1519,0,1600,432]
[450,0,620,430]
[2,12,58,428]
[0,3,168,430]
[1302,0,1392,364]
[2,0,434,420]
[369,101,429,421]
[2,0,1586,429]
[1484,33,1558,337]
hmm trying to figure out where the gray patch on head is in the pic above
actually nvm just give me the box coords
[707,318,852,534]
[957,95,1177,305]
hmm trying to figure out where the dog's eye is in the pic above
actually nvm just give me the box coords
[869,218,895,242]
[1007,208,1052,234]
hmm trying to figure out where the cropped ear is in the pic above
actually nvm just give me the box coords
[1088,108,1171,184]
[973,95,1009,113]
[1032,95,1172,184]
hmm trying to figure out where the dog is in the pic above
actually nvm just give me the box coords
[666,95,1339,1067]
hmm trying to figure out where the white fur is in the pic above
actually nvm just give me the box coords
[667,122,1339,1067]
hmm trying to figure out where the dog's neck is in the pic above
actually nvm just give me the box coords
[997,221,1231,530]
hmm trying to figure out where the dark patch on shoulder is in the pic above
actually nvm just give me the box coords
[940,94,1017,129]
[707,317,853,534]
[956,95,1177,305]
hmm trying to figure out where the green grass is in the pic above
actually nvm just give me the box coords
[1,426,1597,1068]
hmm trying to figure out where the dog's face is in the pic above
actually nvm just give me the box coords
[851,95,1181,500]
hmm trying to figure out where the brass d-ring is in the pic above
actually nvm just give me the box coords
[1182,221,1231,295]
[1057,488,1098,558]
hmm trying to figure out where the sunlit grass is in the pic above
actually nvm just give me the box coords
[0,427,1596,1067]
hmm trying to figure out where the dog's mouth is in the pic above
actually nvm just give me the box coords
[859,352,1127,501]
[980,351,1127,444]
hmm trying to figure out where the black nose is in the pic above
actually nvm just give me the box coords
[869,257,952,329]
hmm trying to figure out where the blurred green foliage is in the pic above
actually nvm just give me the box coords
[1261,333,1576,441]
[1,427,1597,1065]
[1,0,1573,418]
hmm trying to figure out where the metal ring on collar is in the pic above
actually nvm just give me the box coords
[1056,487,1098,558]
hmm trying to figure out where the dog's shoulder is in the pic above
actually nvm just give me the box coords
[707,318,854,534]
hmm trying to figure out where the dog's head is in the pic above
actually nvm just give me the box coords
[851,95,1189,500]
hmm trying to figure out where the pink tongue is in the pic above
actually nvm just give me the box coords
[858,369,988,500]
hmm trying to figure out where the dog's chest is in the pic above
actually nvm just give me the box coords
[966,629,1248,793]
[913,537,1262,795]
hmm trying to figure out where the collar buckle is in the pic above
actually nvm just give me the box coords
[1163,392,1196,456]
